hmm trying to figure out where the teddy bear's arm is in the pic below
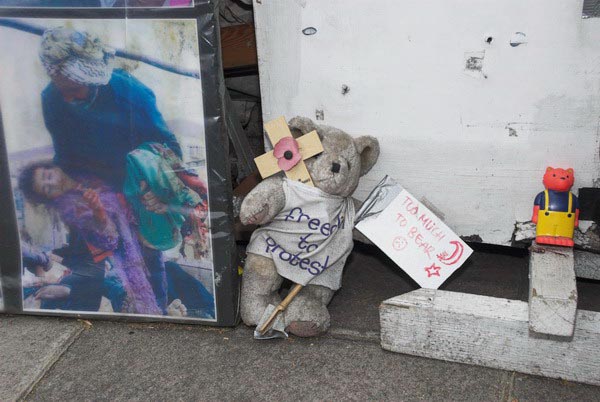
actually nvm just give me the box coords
[240,176,286,226]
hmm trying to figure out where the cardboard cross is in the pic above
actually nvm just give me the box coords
[254,116,323,187]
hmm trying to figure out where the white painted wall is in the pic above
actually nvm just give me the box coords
[254,0,600,245]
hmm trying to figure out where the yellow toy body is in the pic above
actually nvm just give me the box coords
[535,190,576,239]
[532,167,579,247]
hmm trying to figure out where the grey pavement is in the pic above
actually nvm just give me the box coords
[1,245,599,401]
[0,315,83,401]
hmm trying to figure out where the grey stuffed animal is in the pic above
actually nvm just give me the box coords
[240,116,380,337]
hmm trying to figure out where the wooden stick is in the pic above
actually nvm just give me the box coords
[257,283,303,335]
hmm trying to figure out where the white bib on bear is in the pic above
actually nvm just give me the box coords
[247,179,355,290]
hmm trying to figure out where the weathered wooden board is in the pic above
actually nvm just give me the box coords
[380,289,600,386]
[528,242,577,337]
[514,221,600,279]
[254,0,600,247]
[221,24,257,70]
[574,250,600,281]
[514,221,600,255]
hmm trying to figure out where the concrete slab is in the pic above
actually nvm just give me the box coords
[510,372,600,401]
[3,247,599,400]
[328,244,417,335]
[28,322,509,401]
[0,315,84,401]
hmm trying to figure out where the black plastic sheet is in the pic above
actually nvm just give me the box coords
[0,0,239,325]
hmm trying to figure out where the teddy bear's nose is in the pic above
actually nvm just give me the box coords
[331,162,341,173]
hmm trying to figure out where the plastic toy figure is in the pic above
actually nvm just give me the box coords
[532,167,579,247]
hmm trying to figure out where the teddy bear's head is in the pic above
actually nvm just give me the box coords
[288,117,380,197]
[543,166,574,192]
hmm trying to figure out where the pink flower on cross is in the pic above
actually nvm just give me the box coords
[273,137,302,171]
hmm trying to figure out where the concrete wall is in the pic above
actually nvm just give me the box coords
[254,0,600,246]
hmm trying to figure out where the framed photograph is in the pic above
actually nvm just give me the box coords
[0,1,239,325]
[0,1,193,8]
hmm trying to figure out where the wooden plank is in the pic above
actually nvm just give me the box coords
[380,289,600,386]
[285,161,314,186]
[528,242,577,337]
[220,24,257,70]
[514,221,600,255]
[254,150,279,179]
[297,131,324,159]
[574,250,600,281]
[224,90,256,178]
[264,116,292,145]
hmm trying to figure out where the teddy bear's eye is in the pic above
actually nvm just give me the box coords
[553,174,556,177]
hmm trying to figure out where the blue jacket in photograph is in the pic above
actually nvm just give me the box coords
[42,69,182,189]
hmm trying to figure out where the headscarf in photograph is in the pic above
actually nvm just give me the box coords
[39,27,115,86]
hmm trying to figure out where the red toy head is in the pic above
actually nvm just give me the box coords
[543,167,574,192]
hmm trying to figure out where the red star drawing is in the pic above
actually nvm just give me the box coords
[424,263,441,278]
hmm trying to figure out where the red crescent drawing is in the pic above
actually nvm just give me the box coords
[436,241,464,266]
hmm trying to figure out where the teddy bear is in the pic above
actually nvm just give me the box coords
[532,167,579,247]
[239,116,380,337]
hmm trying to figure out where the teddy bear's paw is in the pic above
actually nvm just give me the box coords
[241,203,269,226]
[286,321,328,338]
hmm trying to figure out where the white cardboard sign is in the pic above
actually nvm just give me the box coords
[356,189,472,289]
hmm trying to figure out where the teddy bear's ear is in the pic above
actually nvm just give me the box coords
[288,116,319,139]
[354,136,380,176]
[546,167,554,172]
[566,168,574,175]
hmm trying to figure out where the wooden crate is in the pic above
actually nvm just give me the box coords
[380,243,600,385]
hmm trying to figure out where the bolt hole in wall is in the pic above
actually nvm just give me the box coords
[302,27,318,36]
[509,32,527,47]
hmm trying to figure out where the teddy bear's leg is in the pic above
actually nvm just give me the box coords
[284,284,335,337]
[240,252,283,326]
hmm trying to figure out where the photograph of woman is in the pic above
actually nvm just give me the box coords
[0,1,193,8]
[0,18,216,320]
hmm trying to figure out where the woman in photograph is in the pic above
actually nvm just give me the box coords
[39,27,183,189]
[38,26,184,313]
